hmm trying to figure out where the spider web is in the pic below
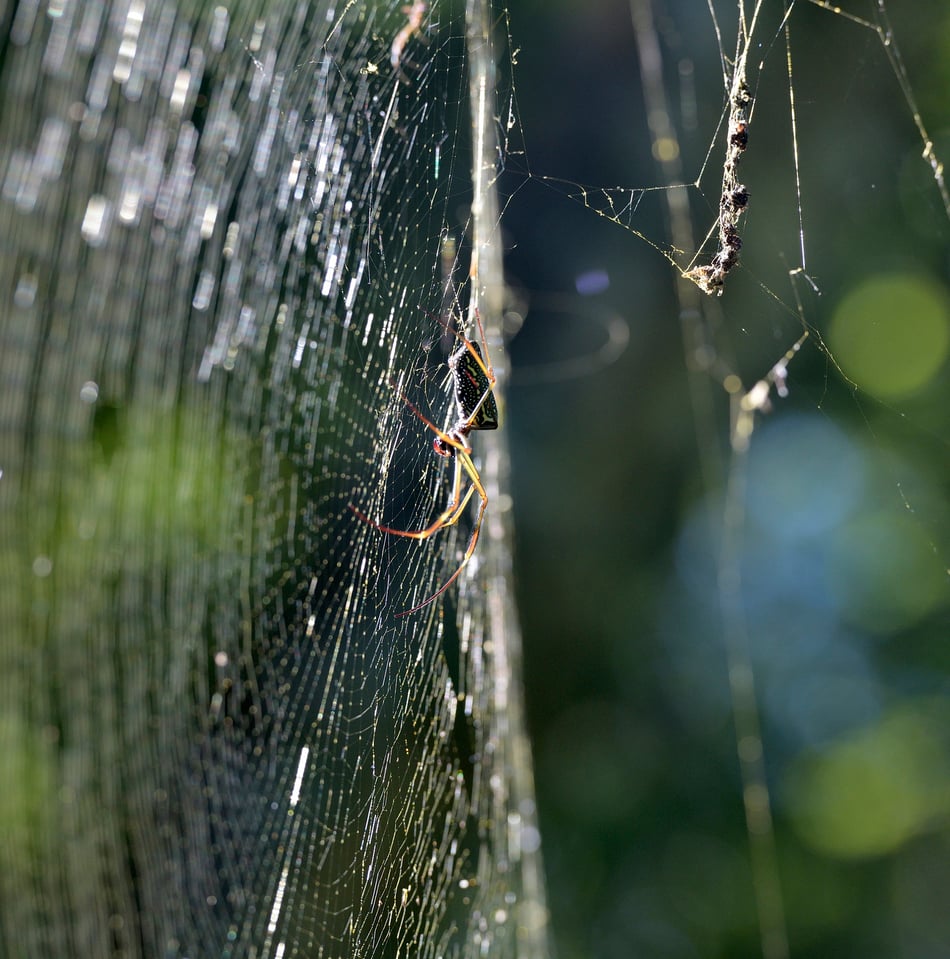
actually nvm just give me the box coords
[0,1,545,957]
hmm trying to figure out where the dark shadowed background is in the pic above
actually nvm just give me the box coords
[503,1,950,957]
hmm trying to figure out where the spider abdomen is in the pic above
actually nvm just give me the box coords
[450,341,498,431]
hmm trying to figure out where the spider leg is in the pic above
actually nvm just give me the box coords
[391,382,473,455]
[395,449,488,616]
[468,307,494,376]
[434,308,495,381]
[347,385,475,538]
[350,452,475,540]
[444,310,495,379]
[460,380,495,433]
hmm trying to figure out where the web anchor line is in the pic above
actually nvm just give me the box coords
[687,77,752,295]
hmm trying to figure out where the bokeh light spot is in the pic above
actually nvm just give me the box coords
[746,415,866,541]
[827,510,946,633]
[828,274,950,398]
[785,701,950,859]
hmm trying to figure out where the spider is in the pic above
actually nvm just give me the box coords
[351,310,497,616]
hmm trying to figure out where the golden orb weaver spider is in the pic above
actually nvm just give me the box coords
[351,310,498,616]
